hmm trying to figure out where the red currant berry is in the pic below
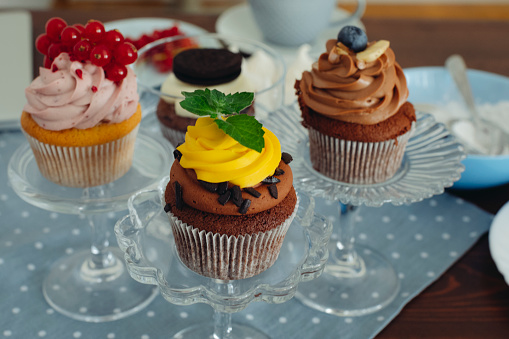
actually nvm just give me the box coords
[45,17,67,41]
[104,63,127,82]
[90,44,112,67]
[84,20,105,43]
[61,26,81,47]
[73,40,92,61]
[103,30,124,47]
[43,56,53,69]
[35,33,52,55]
[47,43,66,60]
[114,42,137,65]
[73,24,85,34]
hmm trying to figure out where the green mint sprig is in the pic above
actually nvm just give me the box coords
[180,89,265,153]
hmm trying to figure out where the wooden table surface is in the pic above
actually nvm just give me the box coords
[24,7,509,338]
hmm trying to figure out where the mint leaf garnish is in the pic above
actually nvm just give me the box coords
[180,89,254,118]
[179,89,265,153]
[215,115,265,153]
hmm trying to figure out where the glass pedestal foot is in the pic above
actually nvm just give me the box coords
[42,247,158,322]
[296,244,400,317]
[173,322,269,339]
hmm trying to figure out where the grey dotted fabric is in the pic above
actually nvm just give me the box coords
[0,130,492,339]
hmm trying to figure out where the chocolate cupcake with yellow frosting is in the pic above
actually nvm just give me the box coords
[295,26,416,184]
[164,89,297,280]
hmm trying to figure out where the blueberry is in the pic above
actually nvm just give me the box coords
[337,26,368,53]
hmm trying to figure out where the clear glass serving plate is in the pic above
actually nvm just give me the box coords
[114,181,332,338]
[115,180,331,312]
[264,105,466,207]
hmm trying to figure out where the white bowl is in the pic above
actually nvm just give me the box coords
[405,67,509,190]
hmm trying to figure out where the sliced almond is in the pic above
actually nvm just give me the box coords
[356,40,390,62]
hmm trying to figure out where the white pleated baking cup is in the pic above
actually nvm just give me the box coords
[158,123,186,148]
[166,196,299,280]
[23,125,139,188]
[308,125,414,184]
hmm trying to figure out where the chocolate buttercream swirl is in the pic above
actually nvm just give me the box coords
[299,39,409,125]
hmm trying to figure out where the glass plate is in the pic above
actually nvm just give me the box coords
[114,181,332,313]
[264,104,466,207]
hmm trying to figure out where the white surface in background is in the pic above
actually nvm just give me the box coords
[0,11,32,125]
[490,200,509,286]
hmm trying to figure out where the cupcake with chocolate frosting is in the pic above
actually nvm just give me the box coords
[295,26,416,184]
[164,89,297,280]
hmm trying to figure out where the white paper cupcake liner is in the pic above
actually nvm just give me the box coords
[23,126,139,188]
[308,125,414,184]
[166,196,299,280]
[158,123,186,147]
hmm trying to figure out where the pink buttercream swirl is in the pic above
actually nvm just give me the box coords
[24,53,139,131]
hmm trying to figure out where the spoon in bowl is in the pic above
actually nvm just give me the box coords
[445,54,507,155]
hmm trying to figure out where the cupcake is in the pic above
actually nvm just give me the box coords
[295,26,416,184]
[163,89,297,280]
[155,42,277,146]
[21,18,141,188]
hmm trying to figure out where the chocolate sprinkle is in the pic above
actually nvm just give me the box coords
[175,181,184,210]
[268,184,278,199]
[243,187,261,198]
[274,168,285,176]
[282,152,293,164]
[239,199,251,214]
[164,203,171,213]
[230,186,243,207]
[173,149,182,161]
[262,176,281,184]
[199,180,218,193]
[218,190,231,206]
[217,181,228,195]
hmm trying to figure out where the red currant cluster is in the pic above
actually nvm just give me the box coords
[35,17,137,82]
[124,26,198,73]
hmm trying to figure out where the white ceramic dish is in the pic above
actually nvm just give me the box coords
[215,4,365,66]
[489,201,509,286]
[404,67,509,190]
[104,17,207,40]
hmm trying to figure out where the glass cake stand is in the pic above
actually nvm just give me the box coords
[7,132,172,322]
[264,106,466,316]
[114,181,332,338]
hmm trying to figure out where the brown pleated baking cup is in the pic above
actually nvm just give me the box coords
[166,197,299,280]
[23,126,139,188]
[308,126,414,184]
[158,123,186,147]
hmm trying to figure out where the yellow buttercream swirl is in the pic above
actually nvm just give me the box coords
[177,117,281,188]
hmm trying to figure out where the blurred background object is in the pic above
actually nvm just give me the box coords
[0,0,507,20]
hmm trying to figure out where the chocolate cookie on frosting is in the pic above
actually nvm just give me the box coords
[173,48,242,85]
[295,26,416,184]
[156,48,254,146]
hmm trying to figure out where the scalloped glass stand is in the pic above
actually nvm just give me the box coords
[114,182,332,338]
[264,107,465,316]
[7,132,172,322]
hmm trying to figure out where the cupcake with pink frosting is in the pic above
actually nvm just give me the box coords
[21,17,141,187]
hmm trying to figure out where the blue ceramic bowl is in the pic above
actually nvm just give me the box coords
[404,67,509,190]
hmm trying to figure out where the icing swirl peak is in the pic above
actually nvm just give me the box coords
[24,53,139,131]
[177,117,281,188]
[298,39,409,125]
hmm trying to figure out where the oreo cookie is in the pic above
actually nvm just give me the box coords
[173,48,243,86]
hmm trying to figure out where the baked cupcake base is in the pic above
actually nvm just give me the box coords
[23,126,139,188]
[308,125,413,184]
[165,187,298,280]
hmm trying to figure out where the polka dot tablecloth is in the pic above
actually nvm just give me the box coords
[0,130,492,339]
